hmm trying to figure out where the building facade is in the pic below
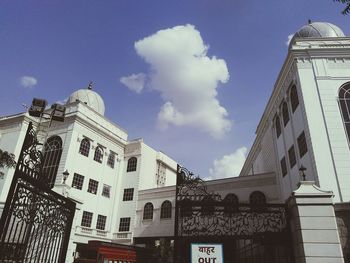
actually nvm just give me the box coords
[0,21,349,262]
[0,87,177,262]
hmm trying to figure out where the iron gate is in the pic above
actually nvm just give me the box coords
[0,122,76,262]
[174,166,294,263]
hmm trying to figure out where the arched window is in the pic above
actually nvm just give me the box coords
[79,138,90,157]
[160,200,172,219]
[290,85,299,112]
[282,101,290,126]
[127,157,137,172]
[339,83,350,144]
[201,196,214,216]
[107,152,115,168]
[223,193,239,214]
[143,202,154,220]
[275,116,281,138]
[42,136,63,188]
[94,146,103,163]
[250,191,267,207]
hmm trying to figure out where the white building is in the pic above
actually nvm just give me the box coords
[0,86,177,262]
[0,21,349,262]
[132,21,350,262]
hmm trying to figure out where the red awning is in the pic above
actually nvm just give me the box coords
[98,247,137,261]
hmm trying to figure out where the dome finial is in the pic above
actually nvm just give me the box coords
[87,81,93,90]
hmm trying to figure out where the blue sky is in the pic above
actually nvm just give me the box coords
[0,0,349,178]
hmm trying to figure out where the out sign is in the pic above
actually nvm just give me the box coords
[191,243,223,263]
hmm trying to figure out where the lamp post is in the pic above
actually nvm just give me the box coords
[63,169,69,184]
[299,165,307,181]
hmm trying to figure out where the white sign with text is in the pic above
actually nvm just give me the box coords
[191,243,224,263]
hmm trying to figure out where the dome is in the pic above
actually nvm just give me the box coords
[289,22,345,48]
[66,85,105,115]
[295,22,345,38]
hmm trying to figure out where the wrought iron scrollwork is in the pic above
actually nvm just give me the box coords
[16,122,44,182]
[175,165,288,237]
[0,121,76,262]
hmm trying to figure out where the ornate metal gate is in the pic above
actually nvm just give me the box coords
[0,122,76,262]
[174,166,294,263]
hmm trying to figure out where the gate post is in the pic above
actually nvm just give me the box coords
[288,181,344,263]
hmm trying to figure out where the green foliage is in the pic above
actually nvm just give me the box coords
[334,0,350,14]
[0,149,16,177]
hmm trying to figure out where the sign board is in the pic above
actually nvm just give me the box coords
[191,243,224,263]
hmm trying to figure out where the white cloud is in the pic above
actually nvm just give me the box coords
[286,34,294,46]
[123,24,231,139]
[208,147,247,180]
[120,73,146,94]
[19,76,38,88]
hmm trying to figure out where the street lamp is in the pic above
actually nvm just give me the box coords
[63,169,69,184]
[299,165,307,181]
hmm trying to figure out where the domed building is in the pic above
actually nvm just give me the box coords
[289,21,346,48]
[66,83,106,116]
[0,21,349,263]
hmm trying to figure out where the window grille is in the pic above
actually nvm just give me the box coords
[180,199,192,218]
[297,131,308,158]
[288,145,296,168]
[123,188,134,201]
[87,179,99,195]
[156,161,166,186]
[339,83,350,145]
[79,138,90,157]
[160,200,172,219]
[42,135,63,188]
[102,184,111,198]
[94,146,103,163]
[223,194,239,214]
[290,85,299,112]
[275,116,281,138]
[282,101,290,126]
[81,211,93,227]
[107,152,115,168]
[280,157,287,177]
[96,215,107,230]
[119,217,130,232]
[127,157,137,172]
[72,173,84,190]
[249,191,266,206]
[143,202,154,220]
[201,196,214,215]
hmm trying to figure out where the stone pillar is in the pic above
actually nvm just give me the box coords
[288,181,344,263]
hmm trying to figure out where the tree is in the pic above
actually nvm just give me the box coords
[334,0,350,14]
[0,149,16,177]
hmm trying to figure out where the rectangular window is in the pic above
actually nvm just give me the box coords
[119,217,130,232]
[96,215,107,230]
[87,179,99,195]
[288,145,296,168]
[72,173,84,190]
[280,157,287,177]
[297,131,308,158]
[102,184,111,198]
[123,188,134,201]
[81,211,93,228]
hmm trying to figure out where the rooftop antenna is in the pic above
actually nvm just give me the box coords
[308,19,312,24]
[87,81,93,90]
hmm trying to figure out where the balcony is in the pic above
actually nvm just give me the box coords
[76,226,110,240]
[112,232,132,241]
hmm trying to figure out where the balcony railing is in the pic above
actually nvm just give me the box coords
[76,226,110,239]
[112,232,132,240]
